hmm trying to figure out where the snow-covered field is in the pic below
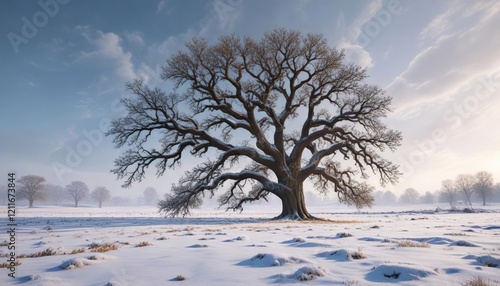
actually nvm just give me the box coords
[1,204,499,285]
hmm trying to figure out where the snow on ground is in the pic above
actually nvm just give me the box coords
[1,204,499,285]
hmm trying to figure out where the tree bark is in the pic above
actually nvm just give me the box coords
[274,183,317,220]
[29,200,34,208]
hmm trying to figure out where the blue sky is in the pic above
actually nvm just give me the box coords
[1,0,499,199]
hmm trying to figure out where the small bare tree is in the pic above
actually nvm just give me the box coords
[91,186,111,208]
[143,187,159,205]
[107,29,402,219]
[65,181,89,208]
[44,184,65,205]
[420,191,435,204]
[18,175,46,208]
[399,188,420,204]
[382,190,397,205]
[455,174,476,208]
[440,179,458,207]
[474,171,493,206]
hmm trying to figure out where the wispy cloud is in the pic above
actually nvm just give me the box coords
[388,1,500,118]
[124,31,145,46]
[337,0,384,69]
[76,27,137,80]
[157,0,166,14]
[346,0,383,41]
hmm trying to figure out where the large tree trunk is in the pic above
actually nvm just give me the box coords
[274,182,317,220]
[29,200,34,208]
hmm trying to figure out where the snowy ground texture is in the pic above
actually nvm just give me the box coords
[1,204,499,285]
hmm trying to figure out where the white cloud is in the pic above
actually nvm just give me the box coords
[338,1,384,69]
[387,2,500,118]
[346,0,383,41]
[124,31,145,46]
[419,3,458,42]
[338,40,374,68]
[77,30,136,80]
[211,0,243,32]
[157,0,166,14]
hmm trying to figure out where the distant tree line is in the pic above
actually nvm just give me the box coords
[0,174,162,208]
[1,172,497,208]
[373,171,500,207]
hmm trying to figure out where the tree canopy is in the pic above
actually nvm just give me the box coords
[108,29,401,219]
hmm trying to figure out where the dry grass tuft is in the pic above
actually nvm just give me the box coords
[461,276,500,286]
[26,247,65,257]
[175,275,187,281]
[135,241,153,247]
[337,232,353,238]
[69,248,85,255]
[350,249,367,260]
[88,242,119,252]
[396,240,430,248]
[444,233,468,236]
[0,260,21,268]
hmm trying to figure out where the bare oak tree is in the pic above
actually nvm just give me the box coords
[474,171,493,206]
[65,181,89,208]
[455,174,476,207]
[108,29,402,219]
[18,175,46,208]
[440,179,458,207]
[91,186,111,208]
